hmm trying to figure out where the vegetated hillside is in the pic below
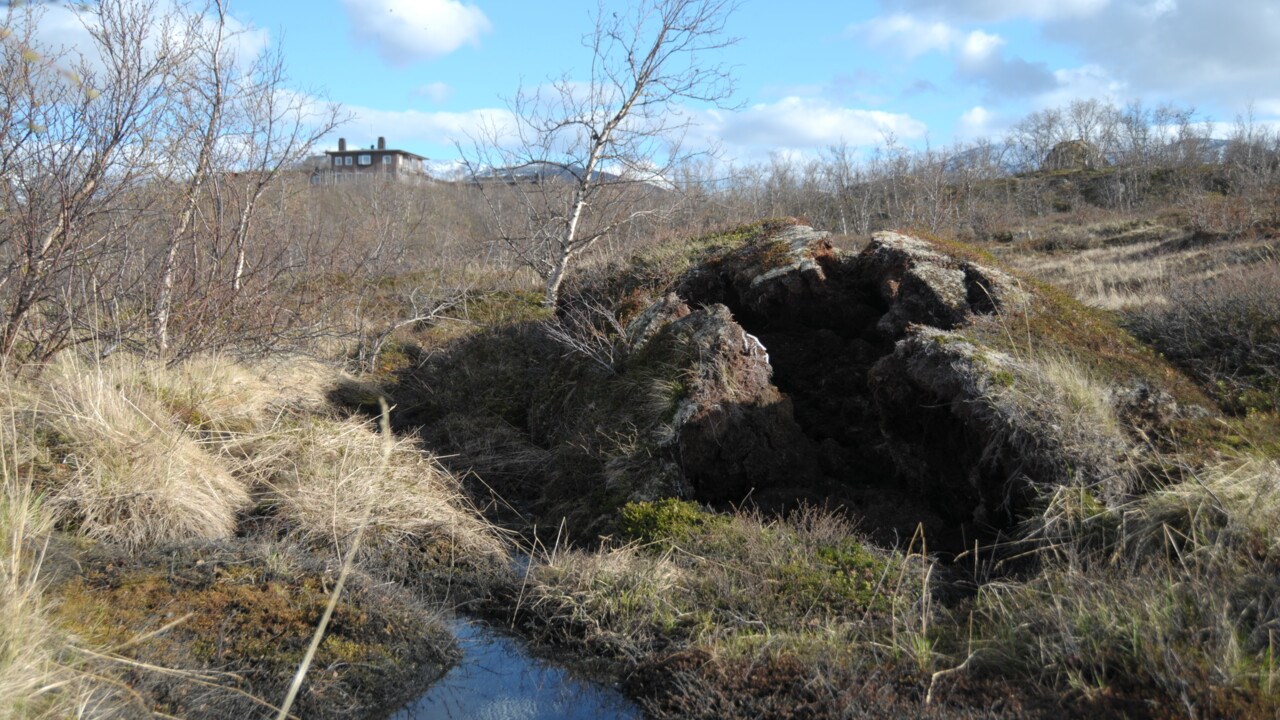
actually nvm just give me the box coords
[386,218,1280,718]
[4,84,1279,714]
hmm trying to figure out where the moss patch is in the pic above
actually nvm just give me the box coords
[619,499,727,546]
[52,542,451,719]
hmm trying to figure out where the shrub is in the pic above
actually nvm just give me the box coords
[1127,261,1280,414]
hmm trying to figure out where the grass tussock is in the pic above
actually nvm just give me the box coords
[12,358,252,549]
[0,352,504,564]
[1032,354,1124,440]
[963,458,1280,715]
[0,350,510,716]
[0,427,121,718]
[0,473,65,718]
[512,502,938,710]
[256,415,508,568]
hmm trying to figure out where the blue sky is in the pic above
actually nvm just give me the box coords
[35,0,1280,163]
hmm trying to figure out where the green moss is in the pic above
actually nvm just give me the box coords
[620,499,726,545]
[900,227,1002,268]
[775,540,891,613]
[991,369,1016,387]
[620,504,899,620]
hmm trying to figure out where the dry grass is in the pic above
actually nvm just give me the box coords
[0,423,121,718]
[1025,353,1126,447]
[0,467,65,718]
[1002,219,1276,312]
[1012,239,1177,310]
[968,458,1280,713]
[255,415,507,569]
[18,358,252,549]
[140,356,275,436]
[0,351,504,717]
[0,348,504,561]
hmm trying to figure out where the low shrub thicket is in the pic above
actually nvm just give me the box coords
[1128,261,1280,415]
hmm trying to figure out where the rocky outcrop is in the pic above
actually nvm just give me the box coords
[869,329,1132,526]
[854,231,1029,334]
[1042,139,1105,172]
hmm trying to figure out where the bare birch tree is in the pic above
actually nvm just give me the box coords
[0,0,194,361]
[466,0,739,306]
[153,0,227,354]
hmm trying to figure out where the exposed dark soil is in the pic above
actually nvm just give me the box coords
[676,246,1006,553]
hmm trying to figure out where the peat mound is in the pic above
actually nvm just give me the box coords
[400,222,1211,548]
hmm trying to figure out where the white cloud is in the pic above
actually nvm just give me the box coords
[957,106,996,138]
[1257,99,1280,118]
[328,104,516,156]
[1042,0,1280,105]
[959,55,1056,98]
[853,14,957,58]
[413,81,453,104]
[1034,64,1128,109]
[707,97,928,155]
[889,0,1280,109]
[958,30,1003,63]
[857,14,1053,99]
[891,0,1110,22]
[339,0,490,65]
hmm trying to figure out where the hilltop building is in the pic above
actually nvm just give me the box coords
[309,136,431,184]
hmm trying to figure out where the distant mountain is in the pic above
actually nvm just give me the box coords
[942,146,1021,175]
[422,159,471,181]
[467,161,625,185]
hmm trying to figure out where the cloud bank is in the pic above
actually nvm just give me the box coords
[339,0,491,65]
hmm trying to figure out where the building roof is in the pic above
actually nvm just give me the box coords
[324,147,427,161]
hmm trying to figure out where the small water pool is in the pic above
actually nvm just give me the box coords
[389,617,642,720]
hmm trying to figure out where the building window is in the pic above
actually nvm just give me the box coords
[333,157,341,166]
[382,155,392,165]
[358,154,371,166]
[344,157,353,166]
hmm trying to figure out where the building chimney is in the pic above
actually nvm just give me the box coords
[378,136,386,150]
[338,138,346,152]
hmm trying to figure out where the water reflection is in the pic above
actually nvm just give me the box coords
[389,618,641,720]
